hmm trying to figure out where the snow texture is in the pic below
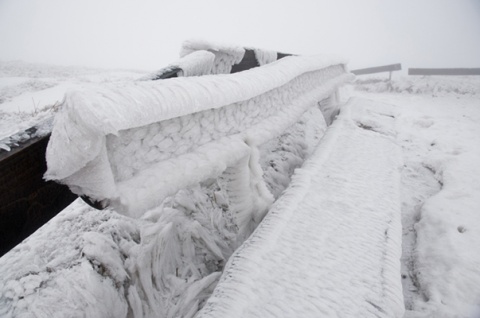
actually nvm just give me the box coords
[139,50,216,80]
[198,98,405,318]
[252,48,278,66]
[0,117,53,152]
[180,39,245,74]
[354,76,480,96]
[44,54,352,217]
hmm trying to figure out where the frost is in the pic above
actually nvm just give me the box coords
[139,50,216,80]
[197,98,405,318]
[180,39,245,74]
[44,54,352,216]
[252,48,278,66]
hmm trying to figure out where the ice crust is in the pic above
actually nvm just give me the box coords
[44,54,352,216]
[198,98,405,318]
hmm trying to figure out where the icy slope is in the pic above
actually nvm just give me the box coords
[198,98,405,318]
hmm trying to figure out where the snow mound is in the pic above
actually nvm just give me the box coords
[198,98,404,318]
[44,54,352,217]
[354,76,480,96]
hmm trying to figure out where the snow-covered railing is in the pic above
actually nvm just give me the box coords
[0,41,294,256]
[1,49,353,317]
[45,55,352,218]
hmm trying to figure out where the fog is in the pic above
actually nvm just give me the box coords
[0,0,479,71]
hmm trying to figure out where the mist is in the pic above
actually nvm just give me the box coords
[0,0,479,71]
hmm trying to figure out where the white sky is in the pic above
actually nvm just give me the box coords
[0,0,479,71]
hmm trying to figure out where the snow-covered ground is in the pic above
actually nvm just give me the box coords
[0,61,146,142]
[354,77,480,317]
[0,59,479,318]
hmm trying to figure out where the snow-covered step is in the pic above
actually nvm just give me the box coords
[198,98,405,318]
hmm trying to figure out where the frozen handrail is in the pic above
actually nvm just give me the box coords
[44,54,353,217]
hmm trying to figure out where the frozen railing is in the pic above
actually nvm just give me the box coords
[0,41,293,256]
[45,53,353,218]
[1,45,353,318]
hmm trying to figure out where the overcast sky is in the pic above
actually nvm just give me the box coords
[0,0,479,71]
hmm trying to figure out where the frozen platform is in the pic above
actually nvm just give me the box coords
[198,98,405,318]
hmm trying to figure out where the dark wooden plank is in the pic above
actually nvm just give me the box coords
[0,134,77,257]
[408,68,480,76]
[352,64,402,75]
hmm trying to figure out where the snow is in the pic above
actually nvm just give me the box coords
[1,55,345,317]
[44,55,351,216]
[350,77,480,317]
[1,58,480,318]
[197,97,405,318]
[252,48,278,66]
[0,61,146,140]
[140,50,216,80]
[180,39,246,74]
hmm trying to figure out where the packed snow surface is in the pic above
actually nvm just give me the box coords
[352,83,480,318]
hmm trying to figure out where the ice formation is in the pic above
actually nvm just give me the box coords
[180,39,245,74]
[0,81,340,318]
[44,54,352,216]
[139,50,216,80]
[197,98,405,318]
[2,46,355,317]
[252,48,278,66]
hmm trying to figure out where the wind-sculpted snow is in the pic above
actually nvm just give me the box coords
[45,54,352,216]
[198,98,405,318]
